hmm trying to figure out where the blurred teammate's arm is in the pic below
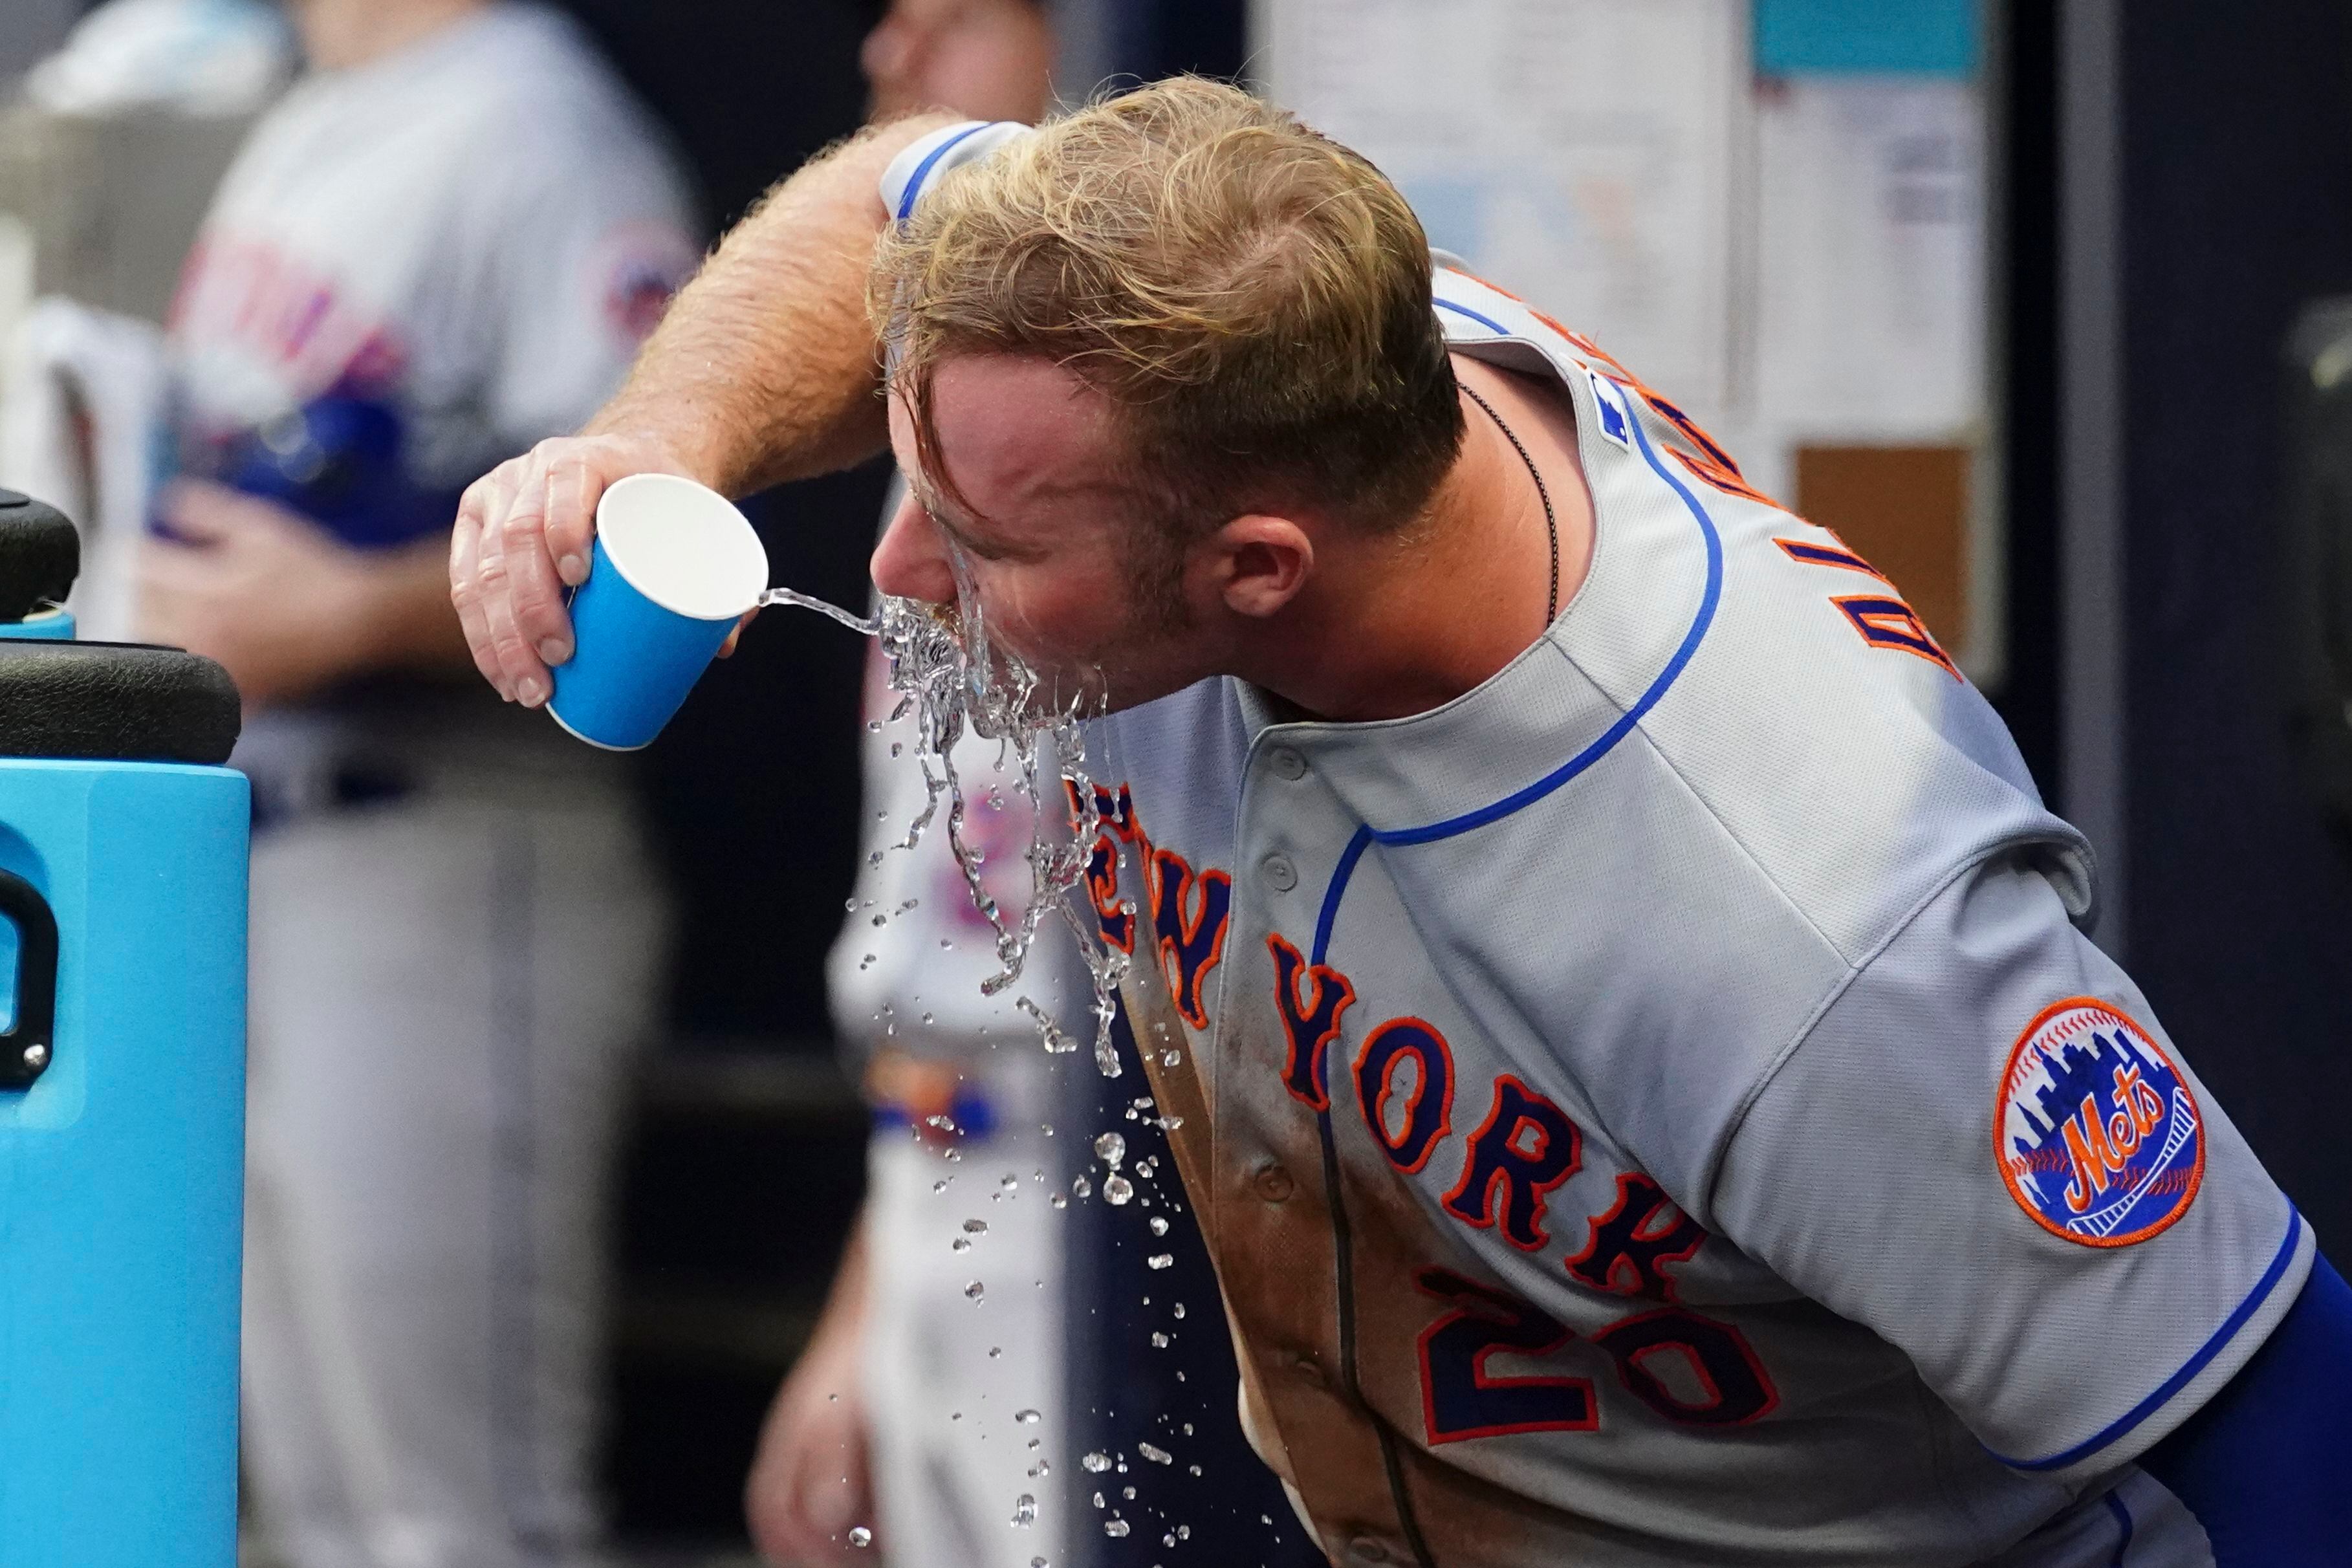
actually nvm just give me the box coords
[450,113,958,706]
[140,481,474,706]
[746,1219,877,1566]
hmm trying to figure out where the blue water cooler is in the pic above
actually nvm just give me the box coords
[0,488,248,1563]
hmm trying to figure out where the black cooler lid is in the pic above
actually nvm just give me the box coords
[0,642,242,765]
[0,490,80,622]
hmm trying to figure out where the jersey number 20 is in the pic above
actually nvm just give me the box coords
[1415,1269,1778,1443]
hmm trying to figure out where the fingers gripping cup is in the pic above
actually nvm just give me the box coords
[548,474,768,750]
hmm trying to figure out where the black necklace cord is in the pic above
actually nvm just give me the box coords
[1460,382,1561,624]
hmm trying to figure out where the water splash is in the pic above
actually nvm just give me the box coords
[759,583,1130,1075]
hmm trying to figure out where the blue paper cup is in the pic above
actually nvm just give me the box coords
[547,474,768,750]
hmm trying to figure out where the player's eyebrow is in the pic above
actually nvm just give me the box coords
[909,470,1043,562]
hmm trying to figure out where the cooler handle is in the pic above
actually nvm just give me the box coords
[0,868,57,1089]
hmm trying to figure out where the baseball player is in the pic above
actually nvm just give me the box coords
[739,6,1079,1565]
[452,79,2351,1567]
[138,3,696,1564]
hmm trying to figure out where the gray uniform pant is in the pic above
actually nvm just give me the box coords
[239,782,666,1568]
[864,1052,1067,1568]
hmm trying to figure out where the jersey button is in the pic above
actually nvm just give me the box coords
[1261,853,1298,893]
[1289,1352,1328,1389]
[1251,1161,1294,1202]
[1269,746,1307,780]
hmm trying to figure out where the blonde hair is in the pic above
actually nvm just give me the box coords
[871,77,1463,551]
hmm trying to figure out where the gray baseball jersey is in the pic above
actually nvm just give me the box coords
[171,1,698,528]
[892,127,2310,1567]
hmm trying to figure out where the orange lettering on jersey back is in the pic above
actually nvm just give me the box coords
[1831,595,1961,680]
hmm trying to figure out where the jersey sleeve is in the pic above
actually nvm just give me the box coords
[1710,848,2314,1483]
[473,115,701,457]
[877,120,1036,219]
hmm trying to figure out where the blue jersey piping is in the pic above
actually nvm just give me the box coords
[896,123,992,221]
[1307,366,1726,961]
[1989,1207,2305,1473]
[1435,295,1512,336]
[2102,1491,2133,1566]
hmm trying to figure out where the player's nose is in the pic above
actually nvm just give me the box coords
[871,489,958,606]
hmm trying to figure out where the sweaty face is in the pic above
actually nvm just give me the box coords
[871,354,1215,715]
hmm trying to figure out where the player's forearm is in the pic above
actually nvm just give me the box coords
[586,114,961,497]
[351,537,479,675]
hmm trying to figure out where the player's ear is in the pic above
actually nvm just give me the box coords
[1211,514,1314,620]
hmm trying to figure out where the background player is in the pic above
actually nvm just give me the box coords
[450,80,2352,1565]
[742,5,1080,1563]
[137,2,696,1563]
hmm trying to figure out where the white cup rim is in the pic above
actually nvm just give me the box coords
[594,473,768,620]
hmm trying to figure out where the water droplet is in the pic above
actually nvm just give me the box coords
[964,1281,985,1301]
[1011,1494,1037,1526]
[1139,1442,1172,1465]
[871,914,887,927]
[1014,1408,1042,1424]
[1147,1252,1173,1269]
[848,1526,873,1547]
[1082,1451,1113,1472]
[1148,1216,1169,1236]
[952,1237,971,1252]
[1049,1193,1068,1210]
[1104,1175,1134,1206]
[964,1218,989,1234]
[1173,1302,1186,1319]
[1160,1048,1182,1067]
[1000,1173,1019,1192]
[1103,1519,1129,1538]
[1071,1174,1093,1199]
[1151,1331,1170,1347]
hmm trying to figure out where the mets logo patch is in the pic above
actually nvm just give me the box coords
[1996,998,2204,1247]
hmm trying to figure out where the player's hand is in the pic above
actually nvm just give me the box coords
[745,1315,877,1565]
[450,431,746,709]
[136,481,387,708]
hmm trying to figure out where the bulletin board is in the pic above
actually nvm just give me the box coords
[1254,0,2003,681]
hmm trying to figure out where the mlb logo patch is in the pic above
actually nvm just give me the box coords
[1996,999,2204,1247]
[1587,371,1633,450]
